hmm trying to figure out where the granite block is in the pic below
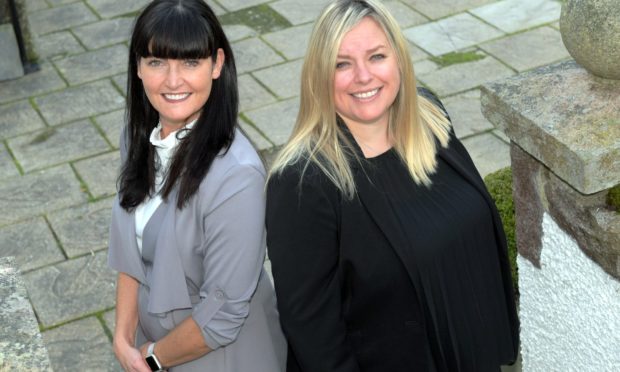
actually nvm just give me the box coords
[0,24,25,81]
[0,257,53,372]
[72,17,134,50]
[400,0,495,20]
[383,1,428,29]
[442,89,494,138]
[413,59,438,76]
[223,24,258,42]
[409,42,430,62]
[238,74,277,113]
[24,250,116,327]
[0,217,64,272]
[35,80,125,126]
[0,144,19,178]
[103,309,115,335]
[47,198,113,258]
[471,0,561,33]
[94,109,125,149]
[461,132,511,177]
[263,23,313,60]
[112,73,128,95]
[216,0,269,12]
[8,120,110,172]
[54,44,129,85]
[244,97,298,146]
[74,151,120,199]
[418,56,514,96]
[87,0,150,18]
[24,0,49,12]
[0,100,45,140]
[403,13,503,56]
[480,26,570,72]
[32,31,85,59]
[232,37,284,74]
[0,165,87,225]
[252,59,303,99]
[239,120,273,151]
[269,0,332,25]
[0,63,65,104]
[27,2,97,35]
[43,316,120,372]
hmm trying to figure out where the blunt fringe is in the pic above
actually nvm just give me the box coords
[119,0,238,210]
[268,0,451,198]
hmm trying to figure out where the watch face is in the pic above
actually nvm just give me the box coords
[145,355,160,371]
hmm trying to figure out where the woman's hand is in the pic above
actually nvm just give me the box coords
[114,338,151,372]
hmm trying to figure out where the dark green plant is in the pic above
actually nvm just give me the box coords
[429,51,486,67]
[484,167,518,293]
[607,184,620,214]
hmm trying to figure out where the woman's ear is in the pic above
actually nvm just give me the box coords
[212,48,225,79]
[137,58,143,80]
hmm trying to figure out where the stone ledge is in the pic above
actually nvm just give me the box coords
[481,60,620,194]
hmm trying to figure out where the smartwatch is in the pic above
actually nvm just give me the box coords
[145,342,164,371]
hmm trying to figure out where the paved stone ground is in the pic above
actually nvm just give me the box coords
[0,0,569,370]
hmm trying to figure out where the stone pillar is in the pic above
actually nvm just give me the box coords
[481,60,620,371]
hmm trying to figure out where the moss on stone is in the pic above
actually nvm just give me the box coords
[219,4,292,34]
[429,51,486,67]
[483,167,518,293]
[606,184,620,214]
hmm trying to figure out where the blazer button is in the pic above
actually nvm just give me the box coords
[215,290,224,299]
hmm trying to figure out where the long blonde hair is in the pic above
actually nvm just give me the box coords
[269,0,451,198]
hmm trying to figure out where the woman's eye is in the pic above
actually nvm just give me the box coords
[184,59,200,67]
[336,61,349,69]
[146,59,162,67]
[371,54,385,61]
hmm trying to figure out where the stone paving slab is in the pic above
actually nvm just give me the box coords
[400,0,495,20]
[245,97,299,147]
[47,198,114,258]
[54,44,129,85]
[263,23,313,60]
[232,37,285,74]
[112,73,128,94]
[103,309,115,334]
[72,17,135,50]
[403,13,503,56]
[42,316,120,372]
[409,43,430,62]
[269,0,331,26]
[0,100,46,140]
[0,24,25,81]
[24,250,116,327]
[35,80,125,126]
[217,0,269,12]
[94,109,124,149]
[480,26,570,72]
[0,145,19,178]
[208,0,227,15]
[87,0,150,19]
[24,0,49,12]
[74,151,120,199]
[471,0,561,34]
[414,59,439,76]
[224,24,258,42]
[27,2,97,36]
[461,132,511,177]
[0,217,64,272]
[0,165,87,226]
[33,31,86,60]
[8,120,110,173]
[239,121,273,151]
[0,63,65,104]
[238,74,278,113]
[253,59,303,99]
[442,89,494,138]
[418,55,514,96]
[383,0,428,29]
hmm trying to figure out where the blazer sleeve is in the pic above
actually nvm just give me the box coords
[266,166,360,372]
[191,163,267,350]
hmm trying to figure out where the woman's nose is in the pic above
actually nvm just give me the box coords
[354,63,372,84]
[164,63,183,89]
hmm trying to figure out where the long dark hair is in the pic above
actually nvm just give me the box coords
[119,0,238,210]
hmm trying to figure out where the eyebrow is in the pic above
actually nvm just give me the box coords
[337,45,387,59]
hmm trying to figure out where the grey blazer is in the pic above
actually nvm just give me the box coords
[108,129,286,371]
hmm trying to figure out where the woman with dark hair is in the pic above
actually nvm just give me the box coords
[108,1,286,371]
[266,0,519,371]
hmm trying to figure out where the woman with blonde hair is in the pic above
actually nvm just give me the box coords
[266,0,519,371]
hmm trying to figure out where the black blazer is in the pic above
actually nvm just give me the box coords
[266,91,519,372]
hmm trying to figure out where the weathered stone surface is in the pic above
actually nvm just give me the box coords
[238,74,277,113]
[42,316,120,372]
[252,59,303,99]
[245,97,298,147]
[33,31,85,59]
[560,0,620,80]
[223,24,257,42]
[443,89,494,138]
[461,132,510,177]
[47,198,113,258]
[24,0,49,12]
[54,44,128,85]
[409,42,430,63]
[480,26,569,72]
[27,2,97,35]
[72,17,134,50]
[24,250,116,327]
[216,0,268,11]
[8,120,110,172]
[232,38,284,74]
[481,60,620,194]
[94,109,125,149]
[0,24,25,81]
[0,257,53,372]
[269,0,331,25]
[0,165,87,225]
[35,80,125,126]
[0,144,19,178]
[403,13,503,56]
[112,73,128,95]
[471,0,560,33]
[419,56,514,96]
[413,59,438,75]
[207,0,226,15]
[0,100,45,139]
[400,0,494,20]
[262,23,313,60]
[0,63,65,104]
[103,309,115,335]
[0,217,64,272]
[239,120,273,151]
[87,0,149,18]
[74,151,120,199]
[383,1,428,29]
